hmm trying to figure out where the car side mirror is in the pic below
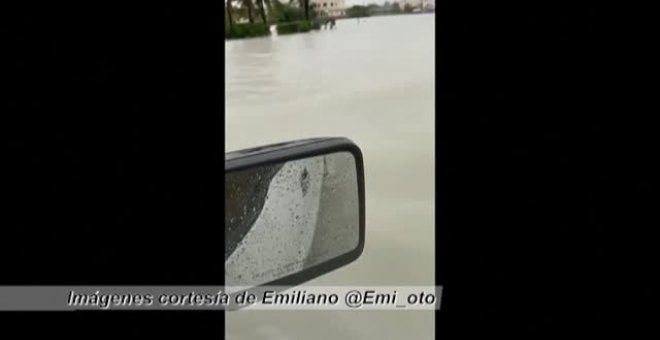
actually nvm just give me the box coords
[225,137,365,289]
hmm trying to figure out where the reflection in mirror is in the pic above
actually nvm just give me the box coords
[225,152,360,288]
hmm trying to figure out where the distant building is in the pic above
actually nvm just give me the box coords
[310,0,346,18]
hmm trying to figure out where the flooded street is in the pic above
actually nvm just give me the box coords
[226,14,435,340]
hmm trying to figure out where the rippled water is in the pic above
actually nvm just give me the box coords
[226,14,435,340]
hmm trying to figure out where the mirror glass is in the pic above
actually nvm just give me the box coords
[225,151,360,288]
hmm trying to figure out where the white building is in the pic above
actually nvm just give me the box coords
[310,0,346,18]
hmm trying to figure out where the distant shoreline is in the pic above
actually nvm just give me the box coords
[336,11,435,21]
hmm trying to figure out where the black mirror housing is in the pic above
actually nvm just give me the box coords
[225,137,365,289]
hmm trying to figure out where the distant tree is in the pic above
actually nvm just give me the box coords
[226,0,235,29]
[243,0,255,23]
[256,0,268,23]
[299,0,310,20]
[270,0,306,22]
[403,3,414,13]
[346,5,370,18]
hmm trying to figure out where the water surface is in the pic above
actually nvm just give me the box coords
[226,14,435,340]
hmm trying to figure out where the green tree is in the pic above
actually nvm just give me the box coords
[256,0,268,23]
[243,0,255,23]
[226,0,235,29]
[301,0,310,21]
[264,0,273,10]
[270,0,306,22]
[346,5,370,18]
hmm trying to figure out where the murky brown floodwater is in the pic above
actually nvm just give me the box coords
[226,13,435,340]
